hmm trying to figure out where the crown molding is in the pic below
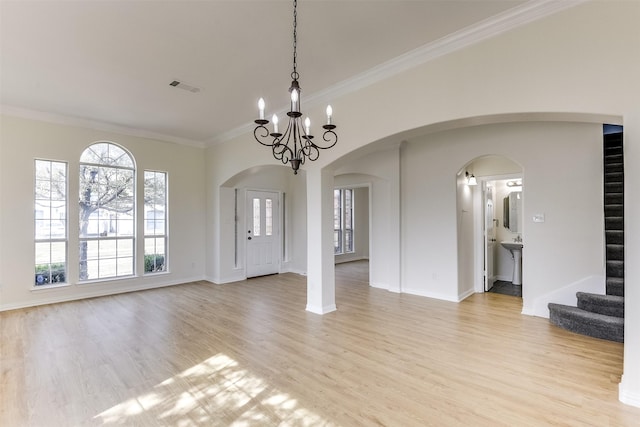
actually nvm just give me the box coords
[210,0,587,146]
[1,105,207,149]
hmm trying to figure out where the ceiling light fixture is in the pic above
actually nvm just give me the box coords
[253,0,337,175]
[466,171,477,186]
[506,179,522,187]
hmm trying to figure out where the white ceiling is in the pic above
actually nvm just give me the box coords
[1,0,552,148]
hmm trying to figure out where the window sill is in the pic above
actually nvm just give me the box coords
[143,270,170,277]
[78,274,137,285]
[31,282,71,291]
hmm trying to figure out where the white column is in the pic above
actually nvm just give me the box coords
[620,111,640,408]
[306,167,336,314]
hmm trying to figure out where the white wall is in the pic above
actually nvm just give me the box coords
[205,0,639,406]
[403,121,603,307]
[0,115,206,310]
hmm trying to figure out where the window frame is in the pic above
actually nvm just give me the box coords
[144,170,168,275]
[78,142,136,282]
[34,159,69,289]
[334,188,355,255]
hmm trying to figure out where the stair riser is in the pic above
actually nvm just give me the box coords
[605,218,624,230]
[604,154,624,170]
[607,262,624,278]
[607,281,625,297]
[605,194,624,205]
[604,173,624,184]
[605,205,623,217]
[606,231,624,245]
[604,146,623,156]
[605,183,624,194]
[606,245,624,261]
[604,162,624,173]
[577,300,624,318]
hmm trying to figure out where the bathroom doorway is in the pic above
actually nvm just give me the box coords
[482,177,523,297]
[462,155,523,297]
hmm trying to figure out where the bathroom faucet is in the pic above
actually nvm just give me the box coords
[514,235,522,243]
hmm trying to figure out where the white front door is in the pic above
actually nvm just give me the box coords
[484,183,496,291]
[246,190,280,278]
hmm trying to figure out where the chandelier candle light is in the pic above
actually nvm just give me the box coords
[254,0,337,175]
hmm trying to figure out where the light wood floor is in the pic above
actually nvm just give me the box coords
[2,261,638,426]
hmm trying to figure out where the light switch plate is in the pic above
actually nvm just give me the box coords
[533,213,545,223]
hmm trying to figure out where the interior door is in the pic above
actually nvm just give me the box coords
[484,183,496,291]
[246,190,280,278]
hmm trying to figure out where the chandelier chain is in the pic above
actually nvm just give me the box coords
[291,0,298,80]
[253,0,337,175]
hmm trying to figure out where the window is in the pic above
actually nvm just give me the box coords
[144,171,167,273]
[253,198,261,236]
[79,143,135,280]
[334,188,354,255]
[34,160,67,286]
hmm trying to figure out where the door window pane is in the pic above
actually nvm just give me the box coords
[265,199,273,236]
[253,198,261,236]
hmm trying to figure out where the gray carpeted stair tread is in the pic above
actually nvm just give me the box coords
[576,292,624,318]
[547,131,625,343]
[548,303,624,342]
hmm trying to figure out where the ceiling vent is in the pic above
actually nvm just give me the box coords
[169,80,201,93]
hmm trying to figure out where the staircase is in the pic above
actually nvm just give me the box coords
[548,131,625,342]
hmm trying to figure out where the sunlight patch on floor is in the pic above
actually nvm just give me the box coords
[94,353,334,426]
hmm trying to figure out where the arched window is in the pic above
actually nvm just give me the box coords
[79,142,135,280]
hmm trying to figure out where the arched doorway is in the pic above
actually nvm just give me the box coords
[458,155,523,298]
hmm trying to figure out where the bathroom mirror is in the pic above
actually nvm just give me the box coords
[503,191,522,232]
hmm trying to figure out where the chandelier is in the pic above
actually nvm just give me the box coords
[254,0,337,175]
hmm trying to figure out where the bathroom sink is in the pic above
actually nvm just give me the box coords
[501,241,523,251]
[501,241,523,286]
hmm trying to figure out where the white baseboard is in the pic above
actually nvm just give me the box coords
[524,275,605,318]
[280,267,307,276]
[306,304,337,315]
[457,288,475,302]
[335,256,369,264]
[209,270,246,284]
[619,375,640,408]
[402,287,460,303]
[0,275,206,312]
[370,281,388,290]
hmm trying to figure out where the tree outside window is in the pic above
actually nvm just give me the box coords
[79,143,135,280]
[144,171,167,273]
